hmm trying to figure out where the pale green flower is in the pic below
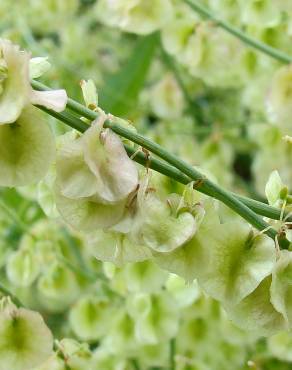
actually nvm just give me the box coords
[270,250,292,328]
[0,106,55,187]
[55,339,94,370]
[127,292,179,344]
[0,39,67,125]
[166,274,201,308]
[268,331,292,362]
[150,73,185,119]
[154,200,220,282]
[124,260,168,293]
[37,262,80,312]
[38,166,59,218]
[198,221,276,305]
[0,39,30,124]
[102,310,137,355]
[131,178,198,253]
[136,342,169,369]
[6,248,40,287]
[225,277,286,336]
[267,65,292,123]
[69,296,113,341]
[240,0,281,27]
[29,57,51,79]
[92,348,129,370]
[86,230,151,266]
[0,297,53,370]
[56,116,138,203]
[55,187,127,232]
[96,0,173,35]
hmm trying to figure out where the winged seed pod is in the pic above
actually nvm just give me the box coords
[86,229,152,266]
[6,248,40,287]
[0,39,67,125]
[124,260,168,293]
[198,221,276,306]
[225,276,286,336]
[69,296,113,341]
[96,0,174,35]
[267,65,292,123]
[127,292,179,345]
[82,115,139,203]
[56,116,138,203]
[154,200,220,283]
[55,189,127,232]
[0,297,53,370]
[130,177,198,253]
[0,106,55,187]
[270,250,292,328]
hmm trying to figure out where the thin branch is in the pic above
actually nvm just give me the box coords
[131,359,141,370]
[170,338,176,370]
[0,283,24,308]
[183,0,292,64]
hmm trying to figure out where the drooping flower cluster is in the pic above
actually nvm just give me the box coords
[0,0,292,367]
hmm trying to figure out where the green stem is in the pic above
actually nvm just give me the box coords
[0,199,30,234]
[183,0,292,64]
[0,283,24,307]
[170,338,176,370]
[33,82,280,240]
[131,359,141,370]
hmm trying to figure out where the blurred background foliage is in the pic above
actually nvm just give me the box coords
[0,0,292,369]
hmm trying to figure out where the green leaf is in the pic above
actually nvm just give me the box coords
[99,33,159,117]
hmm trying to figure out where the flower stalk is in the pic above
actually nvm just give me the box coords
[34,81,291,244]
[183,0,292,64]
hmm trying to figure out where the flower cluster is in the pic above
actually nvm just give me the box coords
[0,1,292,369]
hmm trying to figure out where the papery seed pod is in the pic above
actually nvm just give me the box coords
[270,250,292,329]
[268,331,292,362]
[86,230,151,266]
[198,222,276,306]
[150,73,185,119]
[131,178,198,253]
[37,262,80,312]
[101,310,137,354]
[96,0,174,35]
[0,297,53,370]
[0,106,55,187]
[55,339,93,370]
[0,39,30,124]
[154,200,219,283]
[0,39,67,125]
[267,65,292,123]
[225,276,286,336]
[55,187,127,232]
[56,116,139,203]
[82,116,139,203]
[29,57,51,79]
[92,347,129,370]
[69,296,113,341]
[165,274,201,308]
[56,133,99,200]
[124,260,168,293]
[127,292,179,345]
[6,248,40,287]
